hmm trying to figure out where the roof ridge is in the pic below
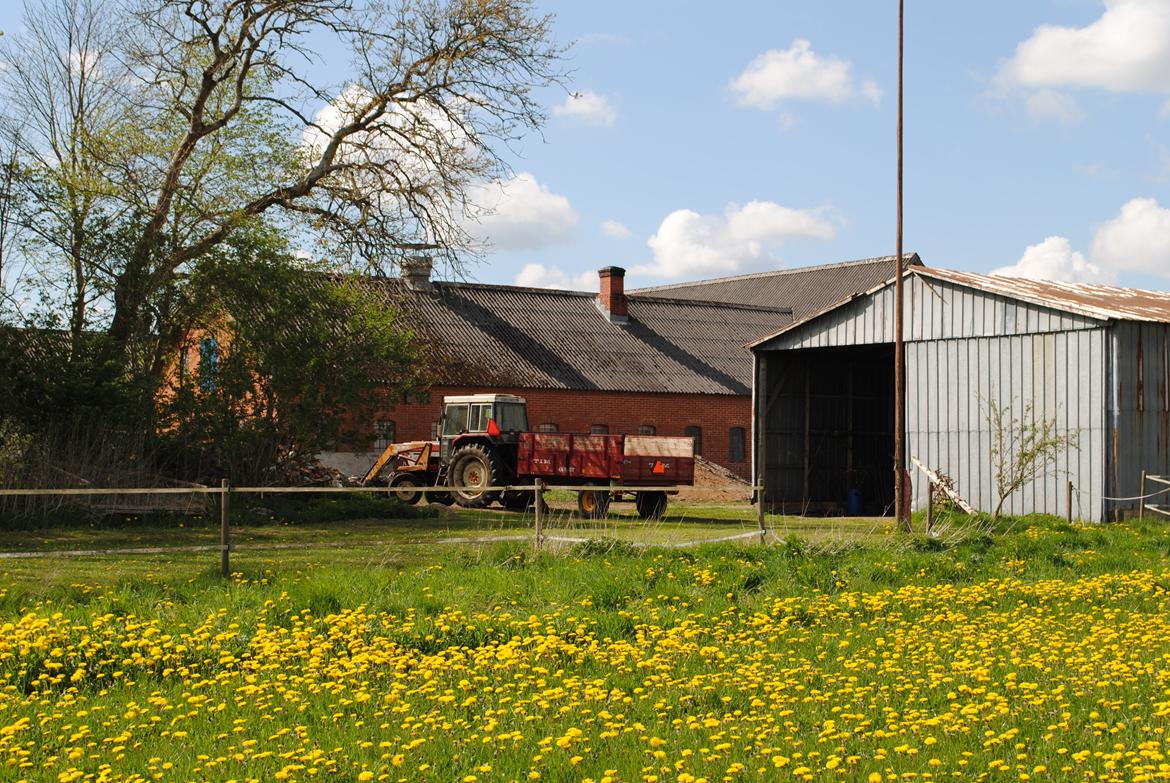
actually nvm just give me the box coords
[432,280,596,297]
[627,294,792,314]
[629,253,920,293]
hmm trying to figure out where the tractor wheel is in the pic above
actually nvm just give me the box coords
[389,473,423,505]
[577,489,611,519]
[635,491,668,520]
[501,490,534,511]
[449,444,502,508]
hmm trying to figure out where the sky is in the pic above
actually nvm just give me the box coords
[4,0,1170,293]
[471,0,1170,293]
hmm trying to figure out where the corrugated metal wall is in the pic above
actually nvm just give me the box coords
[905,330,1106,520]
[1109,322,1170,516]
[756,275,1110,520]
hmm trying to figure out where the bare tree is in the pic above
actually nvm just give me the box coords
[1,0,564,373]
[0,0,131,346]
[986,398,1079,520]
[0,128,19,306]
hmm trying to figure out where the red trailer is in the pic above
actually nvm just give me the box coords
[363,394,695,519]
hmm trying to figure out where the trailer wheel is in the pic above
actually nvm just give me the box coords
[577,489,611,519]
[635,491,668,520]
[389,473,423,505]
[449,444,502,508]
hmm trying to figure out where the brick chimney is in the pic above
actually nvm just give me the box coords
[597,266,628,323]
[400,255,433,292]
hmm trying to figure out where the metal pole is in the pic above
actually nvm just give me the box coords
[1066,480,1073,525]
[1140,470,1147,521]
[533,479,544,552]
[220,478,231,577]
[894,0,909,533]
[926,479,934,536]
[757,485,766,544]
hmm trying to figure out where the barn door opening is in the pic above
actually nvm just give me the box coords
[761,344,895,516]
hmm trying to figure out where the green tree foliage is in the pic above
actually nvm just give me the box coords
[0,0,562,484]
[158,230,426,484]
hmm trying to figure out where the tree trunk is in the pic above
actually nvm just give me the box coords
[68,225,87,359]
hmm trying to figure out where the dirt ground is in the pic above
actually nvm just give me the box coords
[676,456,753,504]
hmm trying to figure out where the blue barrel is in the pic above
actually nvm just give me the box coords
[845,487,863,516]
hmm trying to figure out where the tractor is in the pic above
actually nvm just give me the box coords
[363,394,695,519]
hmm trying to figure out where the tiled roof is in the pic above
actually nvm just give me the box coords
[394,282,794,395]
[631,254,921,320]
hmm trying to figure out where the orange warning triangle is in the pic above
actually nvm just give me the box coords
[652,460,665,474]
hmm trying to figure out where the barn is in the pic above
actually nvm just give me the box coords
[750,264,1170,521]
[318,255,903,479]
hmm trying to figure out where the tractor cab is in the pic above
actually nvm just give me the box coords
[439,394,528,461]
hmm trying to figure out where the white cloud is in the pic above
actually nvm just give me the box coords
[636,201,836,279]
[730,39,882,110]
[553,90,617,127]
[1090,197,1170,275]
[995,197,1170,284]
[992,236,1109,283]
[514,263,598,291]
[601,219,632,239]
[462,173,578,251]
[303,85,477,192]
[1026,89,1085,123]
[999,0,1170,93]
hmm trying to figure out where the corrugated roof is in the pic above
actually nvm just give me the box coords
[747,265,1170,350]
[917,266,1170,324]
[632,254,920,320]
[392,281,794,395]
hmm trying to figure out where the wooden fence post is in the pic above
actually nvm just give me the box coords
[220,478,231,577]
[533,479,544,552]
[1066,480,1073,526]
[926,480,934,536]
[1140,470,1147,521]
[757,485,766,544]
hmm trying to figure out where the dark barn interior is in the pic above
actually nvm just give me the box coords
[759,344,895,516]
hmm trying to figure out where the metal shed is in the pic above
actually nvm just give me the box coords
[749,266,1170,521]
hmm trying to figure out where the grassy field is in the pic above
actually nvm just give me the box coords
[1,506,1169,783]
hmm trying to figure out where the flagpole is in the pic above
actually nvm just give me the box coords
[894,0,909,532]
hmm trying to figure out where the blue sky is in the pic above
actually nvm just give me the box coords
[476,0,1170,292]
[4,0,1169,292]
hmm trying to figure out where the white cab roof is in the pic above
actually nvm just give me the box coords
[442,394,527,405]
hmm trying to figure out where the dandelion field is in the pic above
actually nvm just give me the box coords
[3,515,1170,783]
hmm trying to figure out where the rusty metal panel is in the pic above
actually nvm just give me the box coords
[918,267,1170,324]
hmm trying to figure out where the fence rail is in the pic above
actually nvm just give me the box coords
[0,480,769,574]
[1139,472,1170,521]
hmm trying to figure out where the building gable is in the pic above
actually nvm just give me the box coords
[751,270,1106,352]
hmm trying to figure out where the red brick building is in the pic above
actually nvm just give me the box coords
[319,256,908,478]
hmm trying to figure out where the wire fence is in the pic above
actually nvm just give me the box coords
[11,471,1157,576]
[0,480,782,575]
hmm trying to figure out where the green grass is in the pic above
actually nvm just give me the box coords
[1,510,1169,783]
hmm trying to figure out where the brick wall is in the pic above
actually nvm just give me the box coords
[336,386,752,478]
